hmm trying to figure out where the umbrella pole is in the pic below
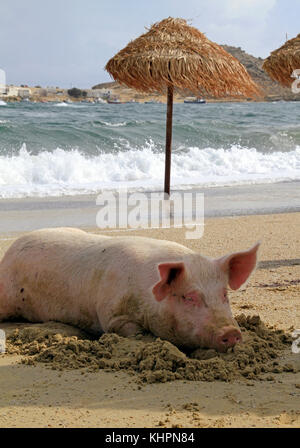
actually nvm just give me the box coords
[164,85,173,196]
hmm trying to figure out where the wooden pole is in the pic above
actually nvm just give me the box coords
[164,85,173,196]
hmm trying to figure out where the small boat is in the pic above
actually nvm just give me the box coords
[184,97,206,104]
[107,97,128,104]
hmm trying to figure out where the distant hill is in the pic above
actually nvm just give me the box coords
[92,81,116,90]
[221,45,299,101]
[94,45,299,102]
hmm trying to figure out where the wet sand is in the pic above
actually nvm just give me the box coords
[0,181,299,234]
[0,212,299,427]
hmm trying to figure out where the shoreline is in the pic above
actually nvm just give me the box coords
[3,97,300,104]
[0,181,299,235]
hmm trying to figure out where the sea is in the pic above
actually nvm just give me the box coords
[0,100,299,199]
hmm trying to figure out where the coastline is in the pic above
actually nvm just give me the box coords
[0,180,299,235]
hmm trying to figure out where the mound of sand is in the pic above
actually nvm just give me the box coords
[5,315,297,384]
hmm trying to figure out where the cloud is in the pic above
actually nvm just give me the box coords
[186,0,278,58]
[224,0,277,19]
[1,0,298,87]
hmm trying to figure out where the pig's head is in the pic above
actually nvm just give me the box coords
[152,243,260,352]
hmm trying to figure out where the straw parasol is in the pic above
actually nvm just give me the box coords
[106,17,260,195]
[263,34,300,87]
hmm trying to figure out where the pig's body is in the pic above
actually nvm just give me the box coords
[0,228,259,351]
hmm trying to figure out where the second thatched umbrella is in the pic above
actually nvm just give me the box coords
[263,33,300,87]
[106,17,260,195]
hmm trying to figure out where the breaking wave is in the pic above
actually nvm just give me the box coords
[0,142,299,198]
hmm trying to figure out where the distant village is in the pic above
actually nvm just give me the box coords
[1,44,299,104]
[0,84,115,103]
[0,83,212,104]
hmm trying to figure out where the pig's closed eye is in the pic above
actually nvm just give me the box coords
[182,295,193,302]
[182,292,203,307]
[223,290,229,303]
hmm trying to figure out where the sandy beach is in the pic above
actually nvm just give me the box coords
[0,211,299,428]
[1,0,300,432]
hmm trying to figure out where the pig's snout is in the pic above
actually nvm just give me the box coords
[216,326,242,352]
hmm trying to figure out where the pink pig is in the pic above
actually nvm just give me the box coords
[0,228,259,352]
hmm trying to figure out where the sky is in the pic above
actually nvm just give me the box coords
[0,0,299,88]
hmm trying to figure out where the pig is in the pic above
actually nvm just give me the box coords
[0,227,260,352]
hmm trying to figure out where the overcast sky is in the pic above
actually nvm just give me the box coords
[0,0,299,88]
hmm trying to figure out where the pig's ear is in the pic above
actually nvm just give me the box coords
[152,262,185,302]
[216,243,260,290]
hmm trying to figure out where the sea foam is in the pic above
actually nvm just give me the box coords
[0,142,299,198]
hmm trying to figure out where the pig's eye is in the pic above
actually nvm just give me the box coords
[182,295,194,302]
[182,292,203,306]
[223,290,228,303]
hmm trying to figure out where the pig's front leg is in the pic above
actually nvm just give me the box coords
[106,315,143,337]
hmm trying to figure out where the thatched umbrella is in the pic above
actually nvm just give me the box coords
[263,34,300,87]
[106,17,260,195]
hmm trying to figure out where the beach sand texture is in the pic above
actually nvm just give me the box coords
[0,212,299,428]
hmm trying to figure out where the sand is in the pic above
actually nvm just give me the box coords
[0,212,299,427]
[3,315,296,383]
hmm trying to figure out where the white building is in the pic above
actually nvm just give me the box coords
[86,89,111,99]
[6,86,19,97]
[1,86,32,98]
[33,88,48,97]
[18,88,31,98]
[46,87,58,95]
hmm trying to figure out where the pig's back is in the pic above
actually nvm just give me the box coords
[0,228,112,328]
[1,228,194,277]
[0,228,195,330]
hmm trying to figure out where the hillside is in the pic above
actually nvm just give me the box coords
[94,45,299,102]
[222,45,299,101]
